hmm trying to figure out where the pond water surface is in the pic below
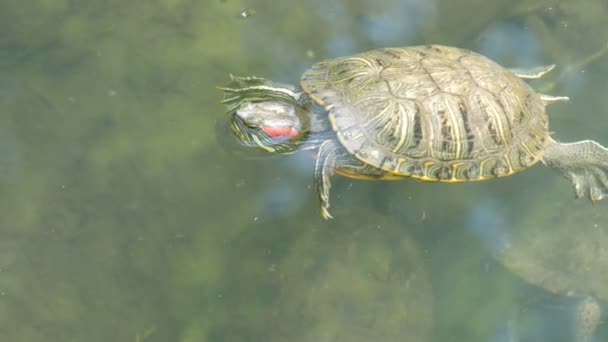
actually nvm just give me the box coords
[0,0,607,341]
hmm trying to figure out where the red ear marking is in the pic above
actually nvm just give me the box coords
[262,126,300,139]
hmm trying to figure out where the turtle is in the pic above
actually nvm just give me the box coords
[467,190,608,341]
[219,44,608,219]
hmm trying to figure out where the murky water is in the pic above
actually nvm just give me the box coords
[0,0,607,341]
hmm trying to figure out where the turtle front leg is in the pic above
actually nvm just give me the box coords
[314,139,388,219]
[542,138,608,202]
[315,140,340,220]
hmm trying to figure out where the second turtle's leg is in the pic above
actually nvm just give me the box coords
[573,296,601,342]
[542,137,608,202]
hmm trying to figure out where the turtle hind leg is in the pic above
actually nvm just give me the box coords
[542,138,608,202]
[540,94,570,105]
[573,296,601,342]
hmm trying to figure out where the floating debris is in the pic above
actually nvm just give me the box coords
[305,49,316,59]
[238,8,256,19]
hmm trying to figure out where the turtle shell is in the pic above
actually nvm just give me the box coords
[300,45,550,182]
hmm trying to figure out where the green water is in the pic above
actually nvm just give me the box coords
[0,0,607,341]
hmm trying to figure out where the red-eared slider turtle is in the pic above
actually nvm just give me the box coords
[220,45,608,219]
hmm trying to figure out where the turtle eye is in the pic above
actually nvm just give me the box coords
[243,116,263,129]
[235,104,264,128]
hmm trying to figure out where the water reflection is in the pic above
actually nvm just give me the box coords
[478,21,543,66]
[357,0,437,46]
[176,212,433,341]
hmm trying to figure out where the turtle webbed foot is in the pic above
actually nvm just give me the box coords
[542,138,608,202]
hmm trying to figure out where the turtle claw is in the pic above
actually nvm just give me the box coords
[320,206,334,220]
[568,167,608,202]
[318,180,334,220]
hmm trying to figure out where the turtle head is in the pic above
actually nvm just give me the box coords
[233,101,305,151]
[220,76,309,154]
